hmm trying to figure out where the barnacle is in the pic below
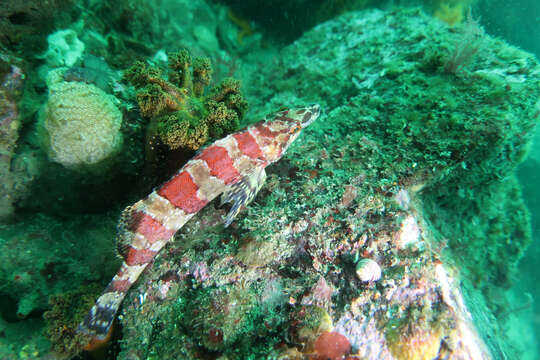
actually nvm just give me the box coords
[355,258,382,282]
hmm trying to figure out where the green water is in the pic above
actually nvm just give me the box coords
[0,1,539,359]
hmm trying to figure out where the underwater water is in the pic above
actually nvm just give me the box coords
[0,0,539,359]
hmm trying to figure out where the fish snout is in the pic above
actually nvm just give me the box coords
[301,103,321,128]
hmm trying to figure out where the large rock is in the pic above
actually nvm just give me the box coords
[0,54,28,221]
[113,8,539,359]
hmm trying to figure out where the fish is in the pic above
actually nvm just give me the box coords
[77,104,321,347]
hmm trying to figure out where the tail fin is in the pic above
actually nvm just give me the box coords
[78,286,126,341]
[78,261,148,345]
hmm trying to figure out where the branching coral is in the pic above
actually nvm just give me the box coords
[124,49,247,154]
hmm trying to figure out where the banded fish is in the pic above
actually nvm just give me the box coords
[78,104,321,347]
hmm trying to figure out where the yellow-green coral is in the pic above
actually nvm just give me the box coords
[434,2,464,26]
[192,57,212,97]
[204,100,239,138]
[124,49,248,156]
[168,49,193,90]
[157,110,208,150]
[136,83,167,118]
[204,77,247,138]
[123,60,163,88]
[430,0,476,26]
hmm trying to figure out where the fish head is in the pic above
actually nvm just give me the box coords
[255,104,321,162]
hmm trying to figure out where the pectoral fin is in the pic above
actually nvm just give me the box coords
[221,167,266,227]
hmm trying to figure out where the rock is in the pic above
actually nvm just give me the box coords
[0,54,25,221]
[115,8,540,359]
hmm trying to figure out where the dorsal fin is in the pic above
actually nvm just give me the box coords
[221,167,266,227]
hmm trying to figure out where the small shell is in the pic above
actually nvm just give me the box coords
[355,258,382,282]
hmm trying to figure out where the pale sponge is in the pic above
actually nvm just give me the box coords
[39,72,123,172]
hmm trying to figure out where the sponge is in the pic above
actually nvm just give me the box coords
[39,71,123,173]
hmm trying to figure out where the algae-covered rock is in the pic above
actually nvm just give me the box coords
[39,69,123,173]
[0,1,77,54]
[0,212,118,318]
[0,55,26,221]
[114,8,539,359]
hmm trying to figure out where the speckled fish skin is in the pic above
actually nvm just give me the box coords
[78,104,321,341]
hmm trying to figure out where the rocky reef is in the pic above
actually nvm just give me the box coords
[0,55,26,221]
[0,1,539,359]
[110,7,539,360]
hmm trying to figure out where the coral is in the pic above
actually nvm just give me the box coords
[226,9,255,44]
[192,56,212,97]
[124,60,163,89]
[168,49,193,91]
[39,69,124,172]
[39,29,85,67]
[204,100,240,139]
[124,49,247,156]
[431,0,476,26]
[205,77,247,136]
[135,83,168,118]
[156,109,209,150]
[434,3,464,26]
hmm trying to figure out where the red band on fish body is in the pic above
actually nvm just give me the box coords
[124,247,157,266]
[131,211,176,243]
[194,145,240,184]
[233,131,265,160]
[158,171,208,213]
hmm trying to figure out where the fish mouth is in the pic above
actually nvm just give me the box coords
[301,103,321,128]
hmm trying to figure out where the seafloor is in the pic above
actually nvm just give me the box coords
[0,1,539,359]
